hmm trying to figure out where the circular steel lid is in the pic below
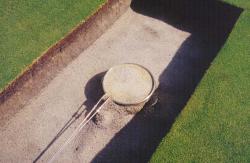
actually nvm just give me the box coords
[103,63,154,105]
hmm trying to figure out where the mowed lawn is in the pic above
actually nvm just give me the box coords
[151,1,250,162]
[0,0,105,91]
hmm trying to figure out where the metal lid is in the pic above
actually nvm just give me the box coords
[103,63,155,105]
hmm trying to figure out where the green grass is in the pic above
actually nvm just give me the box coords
[221,0,250,9]
[0,0,105,91]
[151,1,250,162]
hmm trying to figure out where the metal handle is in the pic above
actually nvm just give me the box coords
[48,94,110,163]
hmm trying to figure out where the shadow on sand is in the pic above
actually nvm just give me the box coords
[90,0,243,162]
[33,72,105,162]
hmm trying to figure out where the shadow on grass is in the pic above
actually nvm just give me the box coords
[91,0,242,162]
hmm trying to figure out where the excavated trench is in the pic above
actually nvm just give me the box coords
[0,0,242,162]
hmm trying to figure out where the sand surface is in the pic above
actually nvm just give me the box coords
[0,8,191,162]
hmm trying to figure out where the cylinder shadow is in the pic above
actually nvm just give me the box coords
[33,72,106,162]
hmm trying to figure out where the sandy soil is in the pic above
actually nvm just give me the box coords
[0,8,192,162]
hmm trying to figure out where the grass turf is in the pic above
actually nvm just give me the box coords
[221,0,250,9]
[0,0,105,91]
[151,1,250,162]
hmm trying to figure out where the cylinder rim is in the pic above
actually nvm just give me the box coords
[102,63,155,105]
